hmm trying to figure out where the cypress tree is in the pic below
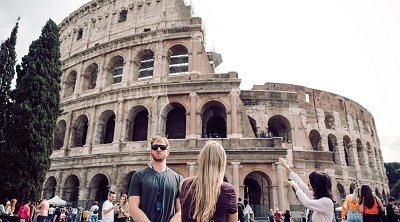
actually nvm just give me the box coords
[7,19,61,201]
[0,19,18,144]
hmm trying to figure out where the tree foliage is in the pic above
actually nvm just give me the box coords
[0,19,61,202]
[0,19,18,144]
[384,162,400,200]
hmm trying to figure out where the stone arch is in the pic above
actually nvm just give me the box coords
[106,56,124,85]
[243,171,273,219]
[164,103,187,139]
[43,176,57,199]
[328,134,339,163]
[267,115,292,143]
[54,120,67,150]
[343,135,354,166]
[248,116,257,137]
[71,115,89,147]
[82,63,98,90]
[96,110,116,144]
[201,100,227,138]
[64,70,77,97]
[135,49,154,79]
[127,106,149,141]
[88,174,110,201]
[62,175,80,206]
[356,139,365,166]
[337,183,346,202]
[324,113,335,129]
[309,129,323,151]
[119,171,136,195]
[168,44,189,75]
[366,142,374,168]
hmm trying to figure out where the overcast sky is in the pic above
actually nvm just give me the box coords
[1,0,399,162]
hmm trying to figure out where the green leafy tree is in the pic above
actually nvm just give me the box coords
[3,19,61,201]
[384,162,400,200]
[0,19,18,144]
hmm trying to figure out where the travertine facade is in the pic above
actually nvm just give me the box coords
[43,0,388,218]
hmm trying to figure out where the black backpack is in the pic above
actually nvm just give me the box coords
[237,203,244,220]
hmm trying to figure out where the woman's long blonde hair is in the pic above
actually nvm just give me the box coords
[350,187,360,204]
[187,141,227,222]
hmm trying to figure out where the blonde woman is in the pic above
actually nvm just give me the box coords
[115,194,129,222]
[341,187,362,222]
[180,141,238,222]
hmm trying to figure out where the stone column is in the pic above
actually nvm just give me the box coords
[187,162,196,177]
[230,89,240,138]
[276,164,285,210]
[189,92,197,138]
[64,111,74,149]
[151,96,159,136]
[89,106,98,151]
[74,62,84,96]
[231,162,240,198]
[114,99,124,142]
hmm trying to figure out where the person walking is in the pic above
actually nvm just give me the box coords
[102,191,119,222]
[115,194,129,222]
[386,197,399,222]
[179,141,238,222]
[36,199,49,222]
[18,200,31,222]
[274,208,282,222]
[358,184,384,222]
[341,187,362,222]
[243,200,252,222]
[237,198,245,222]
[279,158,335,222]
[89,202,99,222]
[128,136,183,222]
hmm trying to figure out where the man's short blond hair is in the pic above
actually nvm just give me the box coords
[151,136,169,146]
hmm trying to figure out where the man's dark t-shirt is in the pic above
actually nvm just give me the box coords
[128,167,182,222]
[180,178,238,222]
[237,202,244,222]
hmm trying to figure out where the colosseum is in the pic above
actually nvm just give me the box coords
[43,0,389,218]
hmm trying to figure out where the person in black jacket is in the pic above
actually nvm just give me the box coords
[386,197,399,222]
[237,198,244,222]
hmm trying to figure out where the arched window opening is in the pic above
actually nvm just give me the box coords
[113,61,123,83]
[64,71,77,97]
[138,50,154,79]
[168,45,188,75]
[166,107,186,139]
[83,64,98,90]
[96,111,116,144]
[63,175,80,207]
[54,120,67,150]
[202,103,227,138]
[77,28,83,40]
[132,110,149,141]
[267,115,292,143]
[328,134,339,163]
[88,174,109,201]
[120,171,136,195]
[356,139,365,166]
[367,142,374,168]
[309,130,323,151]
[244,171,273,219]
[43,177,57,199]
[71,115,89,147]
[343,136,353,166]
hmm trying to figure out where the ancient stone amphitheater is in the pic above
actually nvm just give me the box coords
[43,0,388,218]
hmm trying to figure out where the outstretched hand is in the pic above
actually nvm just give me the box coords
[278,158,291,172]
[285,180,298,191]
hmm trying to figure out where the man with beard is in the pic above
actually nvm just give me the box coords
[128,137,183,222]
